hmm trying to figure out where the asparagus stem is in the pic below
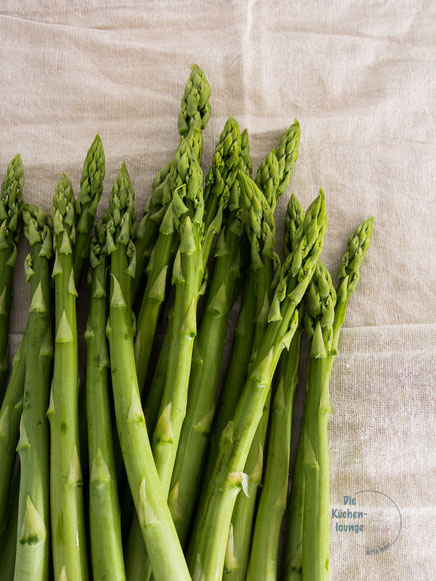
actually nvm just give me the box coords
[134,126,203,395]
[169,205,245,546]
[132,64,211,302]
[224,390,270,579]
[85,220,126,581]
[0,154,24,393]
[247,327,302,581]
[49,175,89,580]
[106,165,190,581]
[204,268,257,486]
[188,190,326,580]
[144,308,173,431]
[287,217,373,581]
[14,206,53,581]
[73,135,105,285]
[0,467,20,580]
[0,333,27,535]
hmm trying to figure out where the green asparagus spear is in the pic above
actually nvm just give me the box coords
[222,172,279,579]
[207,122,300,494]
[223,120,300,577]
[48,175,89,580]
[0,334,27,536]
[301,262,336,581]
[14,205,53,581]
[134,125,203,396]
[0,155,24,392]
[106,164,190,581]
[144,122,250,439]
[132,64,211,302]
[284,216,374,581]
[188,188,326,581]
[85,219,126,581]
[246,194,303,581]
[73,135,105,285]
[168,118,247,546]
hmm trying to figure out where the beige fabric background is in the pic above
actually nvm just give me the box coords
[1,1,435,580]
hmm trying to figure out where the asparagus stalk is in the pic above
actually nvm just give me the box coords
[222,173,279,579]
[0,468,20,581]
[284,216,374,581]
[188,188,326,581]
[301,262,337,581]
[73,135,105,285]
[134,125,203,395]
[245,195,304,581]
[0,334,27,536]
[132,64,211,302]
[14,205,53,581]
[85,219,126,581]
[48,175,89,580]
[126,125,208,579]
[168,118,246,546]
[222,123,300,578]
[0,154,24,393]
[144,124,252,444]
[207,121,300,490]
[247,323,302,581]
[106,164,190,581]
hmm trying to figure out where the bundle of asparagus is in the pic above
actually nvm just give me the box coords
[0,64,373,581]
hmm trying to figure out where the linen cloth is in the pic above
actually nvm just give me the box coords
[0,1,435,579]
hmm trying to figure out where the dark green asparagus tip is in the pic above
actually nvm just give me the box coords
[238,171,276,268]
[240,128,253,177]
[22,204,53,257]
[305,262,337,357]
[76,134,106,233]
[51,174,76,247]
[269,190,326,319]
[178,64,212,137]
[105,164,136,278]
[285,194,305,256]
[254,149,280,209]
[204,117,241,211]
[0,154,24,238]
[291,189,326,279]
[337,216,374,299]
[275,120,300,198]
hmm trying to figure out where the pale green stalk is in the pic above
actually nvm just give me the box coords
[0,154,24,392]
[14,205,53,581]
[85,220,126,581]
[48,175,89,581]
[188,190,326,581]
[106,165,190,581]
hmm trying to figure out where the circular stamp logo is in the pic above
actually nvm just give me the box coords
[332,490,402,555]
